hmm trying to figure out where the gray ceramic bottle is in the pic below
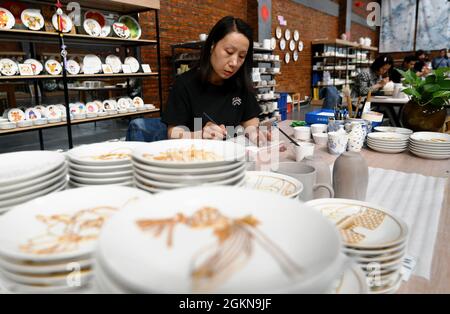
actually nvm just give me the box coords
[332,151,369,201]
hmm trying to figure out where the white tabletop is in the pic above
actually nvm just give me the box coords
[370,96,410,104]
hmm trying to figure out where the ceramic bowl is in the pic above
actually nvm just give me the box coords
[313,133,329,146]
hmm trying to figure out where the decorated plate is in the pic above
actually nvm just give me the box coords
[124,57,140,73]
[25,108,41,121]
[24,59,43,75]
[275,26,282,39]
[285,52,290,64]
[21,9,44,31]
[298,41,304,52]
[112,22,130,39]
[34,105,47,118]
[86,102,99,114]
[70,103,86,115]
[0,7,15,30]
[293,51,299,62]
[243,171,303,199]
[289,39,296,51]
[293,30,300,41]
[118,15,141,40]
[7,108,25,123]
[132,97,144,108]
[46,105,62,119]
[284,29,291,40]
[270,37,276,50]
[66,59,80,75]
[52,13,73,33]
[0,58,18,76]
[117,98,130,110]
[84,11,106,27]
[83,18,101,37]
[45,59,62,75]
[279,38,286,51]
[105,55,122,73]
[82,55,102,74]
[102,100,117,111]
[100,24,111,37]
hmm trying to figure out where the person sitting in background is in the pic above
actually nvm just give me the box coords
[432,49,450,69]
[413,50,431,77]
[391,55,416,83]
[352,54,394,98]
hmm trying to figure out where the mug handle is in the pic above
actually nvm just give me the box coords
[313,183,334,198]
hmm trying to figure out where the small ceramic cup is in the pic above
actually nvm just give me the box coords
[294,126,311,141]
[293,142,315,161]
[311,124,328,134]
[328,132,348,155]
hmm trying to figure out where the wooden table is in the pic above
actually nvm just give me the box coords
[277,120,450,293]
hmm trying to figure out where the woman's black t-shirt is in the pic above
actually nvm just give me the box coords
[162,69,261,131]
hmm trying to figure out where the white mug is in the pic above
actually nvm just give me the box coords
[199,33,208,41]
[293,142,315,161]
[294,126,311,141]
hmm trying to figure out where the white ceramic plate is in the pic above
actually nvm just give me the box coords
[105,55,122,73]
[46,105,62,119]
[66,59,80,75]
[289,40,296,51]
[279,38,286,51]
[117,98,130,110]
[24,59,43,75]
[124,57,140,73]
[298,41,304,52]
[83,18,101,37]
[0,151,65,187]
[112,22,130,39]
[69,168,132,179]
[293,30,299,41]
[45,59,62,75]
[68,142,149,166]
[270,37,276,50]
[70,174,132,185]
[132,97,144,108]
[97,186,342,293]
[24,108,41,121]
[7,108,25,123]
[131,139,246,168]
[349,248,406,263]
[0,257,92,276]
[408,143,450,154]
[102,99,117,111]
[374,127,413,135]
[284,29,291,40]
[243,171,303,199]
[343,241,407,255]
[367,139,408,147]
[134,163,246,183]
[118,15,141,40]
[69,161,132,173]
[0,186,151,263]
[52,13,73,33]
[368,132,409,142]
[0,58,18,76]
[410,132,450,145]
[0,8,15,30]
[331,263,368,294]
[305,198,408,249]
[275,26,282,39]
[82,55,102,74]
[293,51,299,62]
[367,145,407,154]
[69,180,134,188]
[21,9,44,31]
[0,268,93,287]
[85,102,99,114]
[285,52,290,64]
[409,150,449,160]
[69,103,86,115]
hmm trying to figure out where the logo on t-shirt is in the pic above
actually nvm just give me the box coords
[232,97,242,107]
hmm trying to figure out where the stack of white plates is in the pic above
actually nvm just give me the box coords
[374,126,413,135]
[306,199,409,294]
[0,151,67,214]
[0,186,150,294]
[131,140,247,193]
[409,132,450,160]
[67,142,150,187]
[367,132,409,153]
[327,263,369,294]
[93,186,346,293]
[243,171,303,199]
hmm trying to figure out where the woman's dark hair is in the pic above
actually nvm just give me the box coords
[370,54,394,73]
[415,50,425,59]
[403,55,416,65]
[197,16,254,92]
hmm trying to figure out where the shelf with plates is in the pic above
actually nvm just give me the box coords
[0,108,160,135]
[0,0,163,151]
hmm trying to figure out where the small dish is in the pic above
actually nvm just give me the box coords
[66,59,80,75]
[275,26,282,39]
[45,59,62,75]
[124,57,140,73]
[293,30,300,41]
[25,108,41,121]
[21,9,44,31]
[103,100,117,111]
[132,97,144,108]
[86,112,98,118]
[52,13,73,33]
[8,109,25,123]
[84,11,106,27]
[73,113,86,120]
[83,18,101,37]
[46,105,62,119]
[0,58,18,76]
[118,15,141,40]
[0,7,15,30]
[86,102,99,113]
[105,55,122,73]
[112,22,130,39]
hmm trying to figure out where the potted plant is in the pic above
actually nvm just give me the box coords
[398,67,450,132]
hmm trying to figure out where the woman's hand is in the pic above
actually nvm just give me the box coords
[202,122,227,140]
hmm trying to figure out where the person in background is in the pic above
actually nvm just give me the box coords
[391,55,416,83]
[352,54,394,98]
[432,49,450,69]
[413,50,431,77]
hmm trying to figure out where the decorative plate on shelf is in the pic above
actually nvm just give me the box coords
[289,39,296,51]
[112,22,130,39]
[25,108,41,121]
[46,105,62,119]
[298,41,304,52]
[270,37,276,50]
[293,51,299,62]
[86,102,99,114]
[132,97,144,108]
[124,57,140,73]
[21,9,44,31]
[118,16,141,40]
[0,7,15,30]
[105,55,122,73]
[102,100,117,111]
[24,59,43,75]
[279,38,286,51]
[8,109,25,123]
[35,105,47,118]
[52,13,73,33]
[100,25,111,37]
[285,52,290,64]
[84,11,106,27]
[70,103,86,115]
[0,58,18,76]
[66,59,80,75]
[275,26,282,39]
[284,29,291,41]
[45,59,62,75]
[117,98,130,110]
[293,30,299,41]
[82,55,102,74]
[83,18,101,37]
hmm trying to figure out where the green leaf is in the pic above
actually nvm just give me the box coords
[403,87,421,100]
[436,79,450,90]
[423,84,441,93]
[434,67,450,78]
[431,98,446,108]
[433,90,450,98]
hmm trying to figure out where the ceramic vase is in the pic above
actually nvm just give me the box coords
[332,151,369,201]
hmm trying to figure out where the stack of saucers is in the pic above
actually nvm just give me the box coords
[131,139,247,193]
[0,186,150,294]
[67,142,149,188]
[242,171,303,199]
[93,186,345,293]
[306,198,409,294]
[409,132,450,160]
[0,151,67,214]
[367,132,409,153]
[374,126,413,136]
